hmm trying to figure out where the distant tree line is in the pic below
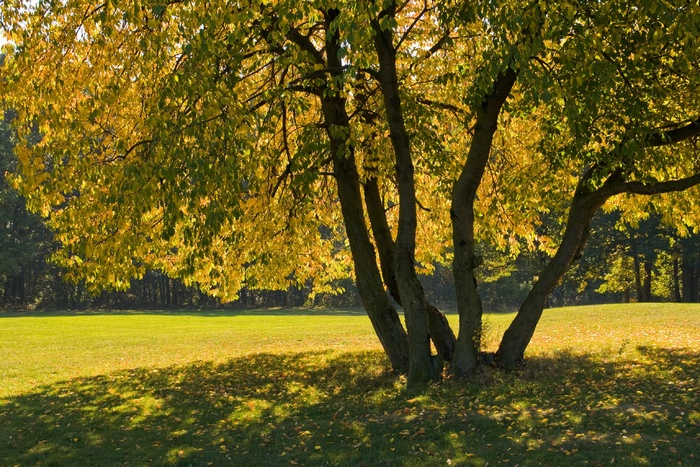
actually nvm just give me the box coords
[1,113,699,310]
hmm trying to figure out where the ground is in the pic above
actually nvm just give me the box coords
[0,303,698,465]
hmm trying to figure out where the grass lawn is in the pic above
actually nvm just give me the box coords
[0,303,698,466]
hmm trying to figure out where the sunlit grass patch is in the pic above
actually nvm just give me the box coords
[0,310,382,398]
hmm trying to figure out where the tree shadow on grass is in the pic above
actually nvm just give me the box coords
[0,347,698,466]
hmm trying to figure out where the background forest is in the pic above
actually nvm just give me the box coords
[4,111,700,310]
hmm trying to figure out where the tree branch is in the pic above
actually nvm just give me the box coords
[395,3,432,53]
[618,173,700,196]
[645,118,700,147]
[416,96,468,117]
[286,25,325,65]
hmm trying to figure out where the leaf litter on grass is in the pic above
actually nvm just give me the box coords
[0,346,698,466]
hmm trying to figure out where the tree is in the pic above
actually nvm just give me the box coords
[0,110,57,306]
[2,0,700,384]
[495,0,700,368]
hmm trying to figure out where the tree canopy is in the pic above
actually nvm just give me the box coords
[2,0,700,384]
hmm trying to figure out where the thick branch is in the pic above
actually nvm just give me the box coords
[286,26,325,65]
[645,118,700,147]
[395,4,432,52]
[372,3,438,383]
[363,177,400,303]
[602,172,700,198]
[319,8,409,373]
[451,66,518,377]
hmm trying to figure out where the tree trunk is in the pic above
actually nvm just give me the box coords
[626,230,644,302]
[373,13,435,384]
[494,161,700,364]
[165,276,171,307]
[76,282,83,308]
[364,178,456,361]
[642,261,652,302]
[673,257,682,302]
[173,279,179,307]
[159,277,164,306]
[450,68,518,377]
[330,134,410,374]
[320,13,409,373]
[681,255,694,302]
[497,188,606,369]
[363,178,399,301]
[3,277,11,304]
[695,251,700,302]
[426,304,456,361]
[633,253,643,301]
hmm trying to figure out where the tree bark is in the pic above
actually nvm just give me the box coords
[497,185,606,369]
[673,257,682,302]
[325,115,409,373]
[681,254,695,302]
[642,261,652,302]
[320,10,409,373]
[3,278,11,304]
[450,68,518,377]
[632,251,643,301]
[363,178,456,361]
[363,178,400,302]
[694,250,700,302]
[165,276,171,307]
[426,303,456,362]
[372,11,436,384]
[627,229,644,301]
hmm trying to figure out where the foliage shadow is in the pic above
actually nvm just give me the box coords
[1,347,698,466]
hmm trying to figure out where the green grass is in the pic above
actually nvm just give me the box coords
[0,303,698,466]
[0,309,381,398]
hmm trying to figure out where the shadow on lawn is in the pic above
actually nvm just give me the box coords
[1,348,698,466]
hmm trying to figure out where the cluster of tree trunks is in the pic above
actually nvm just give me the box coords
[294,5,700,383]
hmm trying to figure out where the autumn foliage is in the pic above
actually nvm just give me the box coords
[1,0,700,383]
